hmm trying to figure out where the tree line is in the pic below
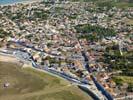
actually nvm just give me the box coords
[75,24,116,41]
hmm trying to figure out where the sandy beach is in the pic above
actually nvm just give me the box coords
[0,54,19,63]
[0,0,43,6]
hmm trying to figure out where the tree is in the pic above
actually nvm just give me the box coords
[76,24,116,41]
[127,84,133,92]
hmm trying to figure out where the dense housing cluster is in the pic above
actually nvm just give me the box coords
[0,0,132,99]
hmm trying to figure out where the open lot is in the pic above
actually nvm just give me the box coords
[125,19,133,25]
[0,61,92,100]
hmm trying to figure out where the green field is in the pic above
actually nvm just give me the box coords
[113,76,133,85]
[0,62,92,100]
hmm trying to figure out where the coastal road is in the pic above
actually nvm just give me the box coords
[7,40,104,99]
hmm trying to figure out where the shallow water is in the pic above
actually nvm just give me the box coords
[0,0,27,5]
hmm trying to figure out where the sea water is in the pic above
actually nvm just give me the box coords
[0,0,27,5]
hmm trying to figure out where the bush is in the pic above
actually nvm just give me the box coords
[127,84,133,92]
[76,24,116,41]
[0,29,12,38]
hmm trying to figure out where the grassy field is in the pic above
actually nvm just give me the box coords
[0,62,92,100]
[113,76,133,85]
[95,0,133,8]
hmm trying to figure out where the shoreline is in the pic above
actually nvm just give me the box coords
[0,0,43,6]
